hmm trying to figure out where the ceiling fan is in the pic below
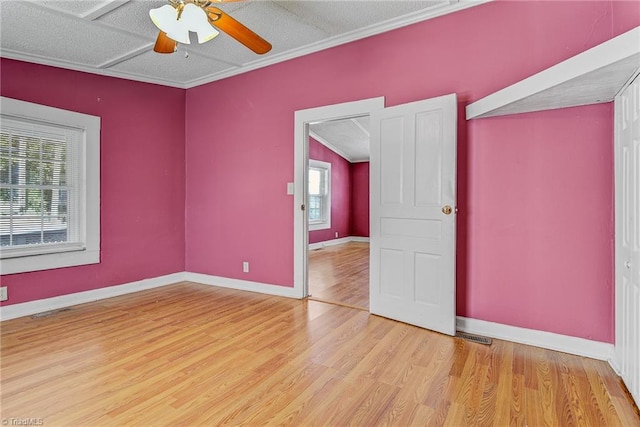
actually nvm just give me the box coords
[149,0,272,55]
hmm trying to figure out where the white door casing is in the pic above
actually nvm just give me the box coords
[615,73,640,409]
[293,97,385,298]
[370,94,457,336]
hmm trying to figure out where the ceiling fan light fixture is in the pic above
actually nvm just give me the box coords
[149,1,271,55]
[181,3,220,43]
[196,27,220,43]
[149,5,190,44]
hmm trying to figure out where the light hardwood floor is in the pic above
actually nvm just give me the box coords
[309,241,369,310]
[1,282,639,426]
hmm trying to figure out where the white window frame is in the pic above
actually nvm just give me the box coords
[0,97,100,275]
[308,159,331,231]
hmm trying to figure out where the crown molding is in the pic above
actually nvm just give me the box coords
[184,1,490,88]
[0,49,188,89]
[1,1,489,90]
[309,130,354,163]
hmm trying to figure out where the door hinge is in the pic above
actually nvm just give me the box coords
[301,204,306,211]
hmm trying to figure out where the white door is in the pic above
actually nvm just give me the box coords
[615,73,640,408]
[370,94,457,336]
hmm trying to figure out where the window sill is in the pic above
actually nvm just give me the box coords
[0,249,100,275]
[309,221,331,231]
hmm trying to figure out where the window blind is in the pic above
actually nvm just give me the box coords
[0,115,82,255]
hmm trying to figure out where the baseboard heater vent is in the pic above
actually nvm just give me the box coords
[455,331,492,345]
[30,307,71,319]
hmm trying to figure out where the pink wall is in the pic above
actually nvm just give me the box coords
[308,138,351,244]
[0,59,186,305]
[350,162,369,238]
[463,104,614,341]
[185,0,636,342]
[2,1,635,343]
[612,1,640,35]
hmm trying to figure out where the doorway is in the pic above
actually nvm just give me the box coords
[306,115,372,310]
[292,97,385,302]
[294,94,457,336]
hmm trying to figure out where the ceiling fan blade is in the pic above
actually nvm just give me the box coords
[154,31,177,54]
[205,7,272,55]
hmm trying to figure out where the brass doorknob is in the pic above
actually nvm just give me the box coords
[442,205,453,215]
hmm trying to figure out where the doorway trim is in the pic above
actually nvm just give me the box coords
[293,97,385,298]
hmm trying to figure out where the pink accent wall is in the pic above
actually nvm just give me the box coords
[350,162,369,238]
[0,59,186,305]
[185,0,636,342]
[308,138,351,244]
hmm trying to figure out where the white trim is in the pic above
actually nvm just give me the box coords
[309,236,370,250]
[616,68,640,98]
[309,119,371,163]
[295,97,385,300]
[466,26,640,119]
[614,75,640,409]
[308,159,331,231]
[1,2,488,90]
[0,49,187,89]
[456,316,614,362]
[309,130,354,163]
[0,271,617,364]
[0,272,186,321]
[184,1,489,88]
[0,97,101,275]
[183,272,299,299]
[81,1,130,21]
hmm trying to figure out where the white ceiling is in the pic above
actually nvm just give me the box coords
[0,0,485,89]
[310,116,371,162]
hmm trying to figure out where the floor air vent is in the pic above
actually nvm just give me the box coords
[30,307,71,319]
[455,332,492,345]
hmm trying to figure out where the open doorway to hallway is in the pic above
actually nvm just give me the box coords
[306,115,371,310]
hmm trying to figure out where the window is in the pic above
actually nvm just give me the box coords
[0,97,100,274]
[308,159,331,231]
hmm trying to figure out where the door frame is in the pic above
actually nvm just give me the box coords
[293,97,385,299]
[613,69,640,407]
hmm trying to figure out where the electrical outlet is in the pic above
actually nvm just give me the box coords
[243,262,249,273]
[335,232,339,238]
[0,286,7,302]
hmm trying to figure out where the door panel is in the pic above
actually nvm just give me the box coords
[415,110,443,206]
[380,118,404,205]
[370,94,457,336]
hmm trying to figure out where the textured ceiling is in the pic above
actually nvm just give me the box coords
[0,0,485,89]
[310,116,371,162]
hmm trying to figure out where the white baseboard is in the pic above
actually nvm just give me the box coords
[183,272,300,299]
[351,236,370,243]
[0,272,186,321]
[309,236,370,250]
[0,271,298,322]
[456,316,615,362]
[0,273,616,365]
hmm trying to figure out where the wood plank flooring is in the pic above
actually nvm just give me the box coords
[1,282,639,426]
[309,241,369,310]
